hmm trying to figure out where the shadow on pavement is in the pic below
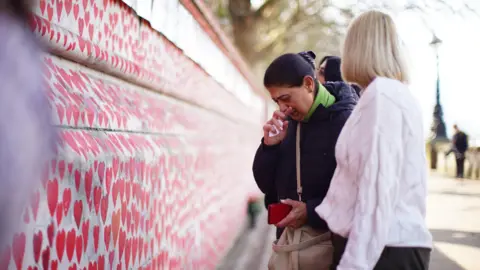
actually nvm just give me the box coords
[429,229,480,270]
[431,229,480,248]
[429,247,465,270]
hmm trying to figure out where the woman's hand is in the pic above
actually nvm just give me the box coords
[263,109,292,146]
[276,199,307,229]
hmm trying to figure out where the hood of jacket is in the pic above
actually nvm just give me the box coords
[323,81,359,113]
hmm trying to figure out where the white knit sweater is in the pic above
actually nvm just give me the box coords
[316,77,433,270]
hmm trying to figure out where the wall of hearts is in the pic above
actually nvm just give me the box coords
[2,0,265,269]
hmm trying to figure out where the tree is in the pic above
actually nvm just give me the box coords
[205,0,478,77]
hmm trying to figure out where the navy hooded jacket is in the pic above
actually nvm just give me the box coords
[252,82,358,238]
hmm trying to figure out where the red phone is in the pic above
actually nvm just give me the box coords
[268,203,292,225]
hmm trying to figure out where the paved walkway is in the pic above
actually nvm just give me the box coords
[427,173,480,270]
[217,173,480,270]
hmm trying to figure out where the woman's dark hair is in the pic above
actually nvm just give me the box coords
[319,56,333,66]
[0,0,33,20]
[322,56,343,82]
[264,52,317,88]
[298,51,316,70]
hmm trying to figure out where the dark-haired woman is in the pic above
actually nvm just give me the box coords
[0,1,56,245]
[318,56,362,96]
[252,51,358,240]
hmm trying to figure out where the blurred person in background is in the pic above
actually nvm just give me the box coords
[252,51,358,268]
[318,56,362,96]
[0,0,57,246]
[446,124,469,179]
[316,10,432,270]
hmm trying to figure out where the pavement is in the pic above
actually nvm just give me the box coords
[427,173,480,270]
[217,172,480,270]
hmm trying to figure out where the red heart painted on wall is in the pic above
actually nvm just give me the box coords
[63,188,72,215]
[118,230,126,259]
[105,168,112,193]
[39,0,46,15]
[33,231,43,263]
[41,249,50,270]
[56,203,64,225]
[69,264,77,270]
[74,201,83,229]
[98,255,105,270]
[56,0,63,22]
[86,41,92,56]
[47,5,53,21]
[112,182,119,206]
[93,187,101,214]
[138,238,144,262]
[103,225,111,249]
[125,239,131,269]
[130,238,137,267]
[47,179,59,217]
[72,108,80,126]
[75,170,81,192]
[98,162,105,182]
[68,162,73,175]
[121,201,127,225]
[88,261,97,270]
[125,182,131,206]
[51,260,58,270]
[126,211,131,231]
[108,251,114,269]
[94,44,101,59]
[78,18,84,37]
[81,220,90,253]
[65,0,72,16]
[85,169,93,204]
[73,4,79,20]
[66,229,76,262]
[46,222,54,247]
[56,230,66,261]
[112,210,121,246]
[75,235,83,263]
[12,233,26,270]
[93,226,99,253]
[84,11,90,26]
[112,159,119,178]
[27,266,38,270]
[100,197,109,223]
[58,159,66,179]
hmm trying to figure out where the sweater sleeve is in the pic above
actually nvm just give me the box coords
[337,93,404,270]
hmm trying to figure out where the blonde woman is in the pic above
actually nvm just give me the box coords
[316,11,432,269]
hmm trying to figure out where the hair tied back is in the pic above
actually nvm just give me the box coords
[298,51,316,69]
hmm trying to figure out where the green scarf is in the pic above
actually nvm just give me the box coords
[303,83,336,122]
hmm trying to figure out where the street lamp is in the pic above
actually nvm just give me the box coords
[429,34,448,169]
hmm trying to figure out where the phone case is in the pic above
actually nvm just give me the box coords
[267,203,292,225]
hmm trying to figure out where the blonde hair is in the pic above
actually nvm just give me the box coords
[341,10,409,88]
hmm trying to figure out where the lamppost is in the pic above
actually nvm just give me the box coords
[429,34,449,169]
